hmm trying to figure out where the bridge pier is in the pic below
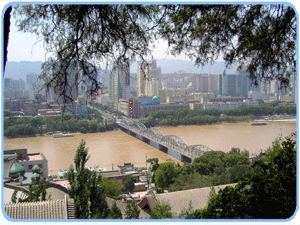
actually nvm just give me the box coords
[168,148,182,162]
[158,144,168,154]
[129,130,136,137]
[150,140,159,149]
[181,155,192,163]
[142,137,150,144]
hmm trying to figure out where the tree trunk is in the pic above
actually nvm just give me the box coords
[4,6,12,74]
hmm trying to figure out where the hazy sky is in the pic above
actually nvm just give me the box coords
[6,5,190,62]
[7,16,190,62]
[4,1,300,63]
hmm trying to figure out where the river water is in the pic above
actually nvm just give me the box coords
[3,120,296,176]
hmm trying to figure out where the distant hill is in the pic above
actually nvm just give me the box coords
[4,61,43,80]
[130,59,238,74]
[4,59,238,81]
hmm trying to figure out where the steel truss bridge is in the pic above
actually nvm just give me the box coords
[118,119,213,163]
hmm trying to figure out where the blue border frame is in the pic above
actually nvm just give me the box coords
[1,1,299,223]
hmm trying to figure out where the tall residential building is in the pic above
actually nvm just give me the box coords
[52,61,79,104]
[222,67,261,97]
[26,73,40,100]
[4,78,26,98]
[237,67,261,97]
[137,60,161,97]
[4,78,12,91]
[208,74,219,92]
[109,64,130,104]
[193,73,209,92]
[222,73,238,96]
[193,73,219,93]
[26,73,38,86]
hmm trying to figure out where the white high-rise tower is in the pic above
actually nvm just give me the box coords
[109,64,130,103]
[137,60,160,97]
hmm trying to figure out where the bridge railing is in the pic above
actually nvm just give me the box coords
[118,120,213,161]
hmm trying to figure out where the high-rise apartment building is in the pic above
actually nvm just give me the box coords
[208,74,219,92]
[109,64,130,104]
[4,78,26,98]
[26,73,38,86]
[193,73,219,93]
[222,73,238,96]
[222,67,261,97]
[137,60,161,97]
[26,73,40,100]
[51,61,79,104]
[194,73,209,92]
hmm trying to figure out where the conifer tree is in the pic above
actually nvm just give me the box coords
[67,139,109,219]
[108,201,123,219]
[11,190,18,203]
[150,200,173,219]
[125,200,140,219]
[124,174,135,193]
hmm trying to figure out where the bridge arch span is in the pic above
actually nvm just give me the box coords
[144,128,164,140]
[161,135,188,149]
[120,119,133,126]
[184,144,213,159]
[130,123,147,132]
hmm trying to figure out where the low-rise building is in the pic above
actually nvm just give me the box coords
[100,163,144,192]
[4,98,25,112]
[17,153,49,179]
[203,101,259,111]
[118,100,129,116]
[62,101,88,115]
[101,170,141,185]
[4,148,48,183]
[248,91,269,101]
[140,103,190,117]
[4,198,75,220]
[138,184,237,218]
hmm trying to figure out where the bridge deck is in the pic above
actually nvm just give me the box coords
[118,119,213,162]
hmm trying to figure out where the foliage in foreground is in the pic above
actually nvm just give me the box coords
[125,200,140,219]
[67,139,109,219]
[186,133,296,219]
[153,149,251,192]
[27,179,48,202]
[102,178,124,199]
[150,200,173,219]
[107,201,123,219]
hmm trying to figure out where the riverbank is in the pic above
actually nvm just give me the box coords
[268,119,297,122]
[3,126,119,139]
[146,116,296,130]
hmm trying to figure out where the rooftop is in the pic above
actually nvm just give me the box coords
[139,184,237,218]
[4,198,74,220]
[27,154,44,161]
